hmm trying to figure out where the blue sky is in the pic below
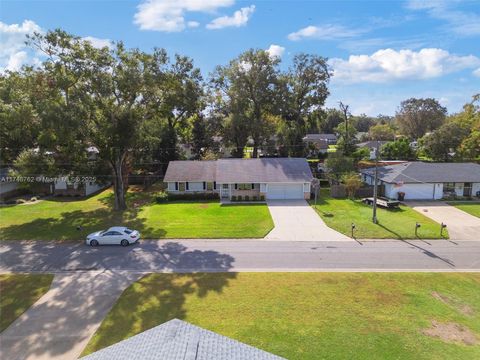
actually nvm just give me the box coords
[1,0,479,115]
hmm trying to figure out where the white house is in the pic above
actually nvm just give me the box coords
[164,158,313,200]
[361,162,480,200]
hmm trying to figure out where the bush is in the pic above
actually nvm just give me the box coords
[237,195,243,201]
[155,192,169,203]
[244,195,250,201]
[166,192,219,201]
[252,196,258,201]
[16,199,27,204]
[30,197,38,202]
[260,195,265,201]
[231,195,237,201]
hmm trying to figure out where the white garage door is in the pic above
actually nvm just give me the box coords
[267,183,304,199]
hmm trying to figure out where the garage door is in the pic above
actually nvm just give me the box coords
[267,183,304,199]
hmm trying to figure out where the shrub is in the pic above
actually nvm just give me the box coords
[237,195,243,201]
[16,199,27,204]
[167,192,219,201]
[244,195,250,201]
[30,196,38,202]
[155,192,169,203]
[260,195,265,201]
[231,195,237,201]
[252,196,258,201]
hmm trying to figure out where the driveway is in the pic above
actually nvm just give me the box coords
[408,201,480,241]
[265,200,351,241]
[0,271,141,360]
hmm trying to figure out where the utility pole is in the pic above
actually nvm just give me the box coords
[372,140,379,224]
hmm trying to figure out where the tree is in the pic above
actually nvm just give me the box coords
[277,53,331,156]
[368,124,395,141]
[324,151,354,184]
[395,98,447,139]
[320,108,343,133]
[421,122,469,161]
[353,114,376,132]
[190,114,212,159]
[211,49,279,158]
[341,172,362,199]
[380,139,416,160]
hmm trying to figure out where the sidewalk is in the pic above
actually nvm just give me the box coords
[0,271,141,360]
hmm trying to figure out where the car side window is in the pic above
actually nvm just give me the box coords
[111,231,122,235]
[102,231,112,236]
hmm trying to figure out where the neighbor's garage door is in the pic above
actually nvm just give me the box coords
[267,183,304,200]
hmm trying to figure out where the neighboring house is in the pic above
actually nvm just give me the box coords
[53,178,108,197]
[0,168,19,199]
[303,134,337,154]
[164,158,313,200]
[81,318,283,360]
[357,140,389,150]
[361,162,480,200]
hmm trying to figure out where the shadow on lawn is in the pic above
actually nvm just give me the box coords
[83,242,237,354]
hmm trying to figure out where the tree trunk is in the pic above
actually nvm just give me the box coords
[111,155,127,211]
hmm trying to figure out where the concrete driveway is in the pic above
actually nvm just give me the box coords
[0,271,141,360]
[408,201,480,241]
[265,200,351,241]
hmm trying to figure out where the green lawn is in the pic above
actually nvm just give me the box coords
[0,188,273,240]
[310,189,448,239]
[0,274,54,332]
[82,273,480,359]
[447,202,480,218]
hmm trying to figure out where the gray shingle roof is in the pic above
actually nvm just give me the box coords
[164,158,313,183]
[80,319,284,360]
[164,161,217,182]
[360,162,480,183]
[303,133,337,141]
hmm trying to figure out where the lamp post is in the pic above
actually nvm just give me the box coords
[415,222,421,237]
[441,222,447,237]
[351,223,356,238]
[312,178,320,208]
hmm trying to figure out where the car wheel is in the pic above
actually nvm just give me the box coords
[90,239,99,247]
[121,239,129,247]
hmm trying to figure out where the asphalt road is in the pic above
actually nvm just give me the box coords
[1,239,479,273]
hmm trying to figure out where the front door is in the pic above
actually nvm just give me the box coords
[220,184,229,198]
[463,183,472,197]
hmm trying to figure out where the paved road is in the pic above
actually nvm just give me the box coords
[408,201,480,241]
[1,239,479,273]
[265,200,350,241]
[0,271,141,360]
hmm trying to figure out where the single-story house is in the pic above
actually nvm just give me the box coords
[81,318,283,360]
[303,133,337,145]
[361,162,480,200]
[53,178,108,197]
[164,158,313,200]
[0,168,20,199]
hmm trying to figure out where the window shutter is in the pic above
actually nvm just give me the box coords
[251,183,254,189]
[235,184,238,190]
[203,182,206,190]
[186,182,189,190]
[175,182,178,191]
[213,182,216,189]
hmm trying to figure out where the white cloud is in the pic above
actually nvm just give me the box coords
[287,24,366,41]
[473,68,480,77]
[187,21,200,28]
[406,0,480,36]
[266,44,285,59]
[82,36,112,49]
[206,5,255,30]
[134,0,234,32]
[329,48,480,83]
[0,20,42,72]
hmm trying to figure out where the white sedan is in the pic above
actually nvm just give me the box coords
[86,227,140,246]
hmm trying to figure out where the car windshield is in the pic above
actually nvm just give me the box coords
[124,229,133,234]
[99,230,106,235]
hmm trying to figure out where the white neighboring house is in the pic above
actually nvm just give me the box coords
[164,158,313,200]
[0,168,19,199]
[53,178,108,197]
[361,162,480,200]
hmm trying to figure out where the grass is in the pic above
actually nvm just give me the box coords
[447,202,480,218]
[0,274,54,332]
[0,186,273,240]
[82,272,480,359]
[310,189,448,239]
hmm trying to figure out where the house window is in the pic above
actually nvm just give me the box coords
[206,182,213,191]
[237,183,253,190]
[178,182,186,192]
[443,182,455,193]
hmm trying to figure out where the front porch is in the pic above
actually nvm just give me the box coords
[218,183,264,201]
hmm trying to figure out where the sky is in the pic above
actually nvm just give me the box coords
[1,0,479,116]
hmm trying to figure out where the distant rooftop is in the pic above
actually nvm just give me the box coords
[303,133,337,141]
[80,319,284,360]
